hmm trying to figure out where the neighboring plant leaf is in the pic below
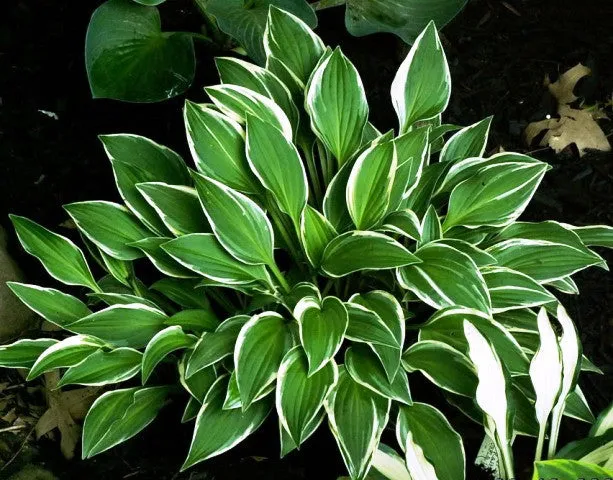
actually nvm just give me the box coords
[85,0,194,102]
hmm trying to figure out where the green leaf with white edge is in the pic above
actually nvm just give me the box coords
[186,316,249,378]
[182,396,200,423]
[325,368,390,480]
[206,0,316,65]
[10,215,99,291]
[182,374,272,470]
[265,54,304,98]
[380,210,422,241]
[590,401,613,437]
[402,340,477,398]
[216,57,300,131]
[404,430,438,480]
[300,205,338,268]
[276,346,338,445]
[27,335,105,380]
[58,347,142,388]
[350,291,405,381]
[486,238,605,283]
[64,201,150,261]
[322,231,421,278]
[345,302,399,349]
[150,278,210,310]
[482,266,557,313]
[294,296,347,375]
[142,326,197,384]
[66,304,166,348]
[397,242,491,314]
[369,444,411,480]
[7,282,92,328]
[264,6,324,86]
[88,292,161,311]
[130,237,196,278]
[569,224,613,248]
[178,356,217,403]
[346,139,396,230]
[405,161,453,217]
[164,309,219,334]
[136,183,209,236]
[432,238,497,268]
[442,162,548,231]
[102,134,190,235]
[463,321,514,478]
[440,116,492,164]
[246,114,308,225]
[419,307,529,375]
[85,0,194,102]
[279,410,324,458]
[305,47,368,167]
[529,309,563,449]
[162,233,271,287]
[99,249,133,287]
[391,22,451,133]
[235,312,292,410]
[323,157,356,232]
[396,402,466,480]
[223,369,276,410]
[0,338,58,369]
[419,205,442,246]
[184,101,257,193]
[82,386,171,458]
[532,459,613,479]
[345,345,412,405]
[205,84,292,141]
[546,276,580,294]
[345,0,467,45]
[192,173,275,266]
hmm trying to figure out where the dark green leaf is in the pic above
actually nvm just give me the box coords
[0,339,58,369]
[142,326,197,383]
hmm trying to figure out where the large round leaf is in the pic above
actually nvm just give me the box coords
[85,0,195,102]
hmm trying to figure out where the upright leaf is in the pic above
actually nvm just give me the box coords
[482,267,556,313]
[142,326,197,383]
[58,348,143,387]
[439,117,492,164]
[391,22,451,133]
[10,215,98,291]
[300,205,337,268]
[305,48,368,167]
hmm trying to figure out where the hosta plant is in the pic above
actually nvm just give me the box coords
[3,7,613,479]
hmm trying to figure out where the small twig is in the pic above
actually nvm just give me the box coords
[0,424,36,472]
[0,424,27,434]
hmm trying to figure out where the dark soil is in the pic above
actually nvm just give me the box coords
[1,0,612,479]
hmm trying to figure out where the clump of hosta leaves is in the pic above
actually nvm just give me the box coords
[2,7,613,480]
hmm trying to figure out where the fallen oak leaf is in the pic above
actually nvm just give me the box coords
[546,63,591,104]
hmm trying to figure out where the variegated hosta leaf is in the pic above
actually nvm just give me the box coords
[391,21,451,133]
[529,308,563,459]
[569,224,613,248]
[346,139,397,230]
[370,444,411,480]
[322,231,421,278]
[404,431,438,480]
[396,402,466,480]
[532,459,613,479]
[264,6,325,87]
[345,302,399,349]
[0,338,58,369]
[463,321,515,479]
[300,205,338,268]
[276,346,338,446]
[182,375,272,470]
[380,210,422,241]
[234,312,292,410]
[442,161,548,231]
[325,368,390,480]
[419,205,442,246]
[141,326,197,384]
[397,242,491,314]
[439,116,492,164]
[305,47,368,167]
[294,296,348,375]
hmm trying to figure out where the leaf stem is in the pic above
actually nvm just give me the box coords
[268,262,291,294]
[547,406,563,459]
[302,143,324,207]
[534,423,546,462]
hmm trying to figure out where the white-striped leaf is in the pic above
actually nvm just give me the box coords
[7,282,92,328]
[182,375,271,470]
[442,161,548,231]
[10,215,98,291]
[321,231,421,278]
[64,201,151,261]
[58,347,142,387]
[246,114,308,226]
[370,444,411,480]
[439,116,492,164]
[533,459,613,479]
[131,237,196,278]
[380,210,422,241]
[419,205,442,246]
[570,224,613,248]
[345,302,399,349]
[193,173,275,266]
[300,205,337,268]
[234,312,292,410]
[346,139,397,230]
[276,346,338,445]
[294,296,347,375]
[279,411,325,458]
[0,338,58,369]
[184,101,257,193]
[391,22,451,133]
[397,242,491,314]
[27,335,105,380]
[396,402,466,480]
[141,326,197,383]
[305,47,368,167]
